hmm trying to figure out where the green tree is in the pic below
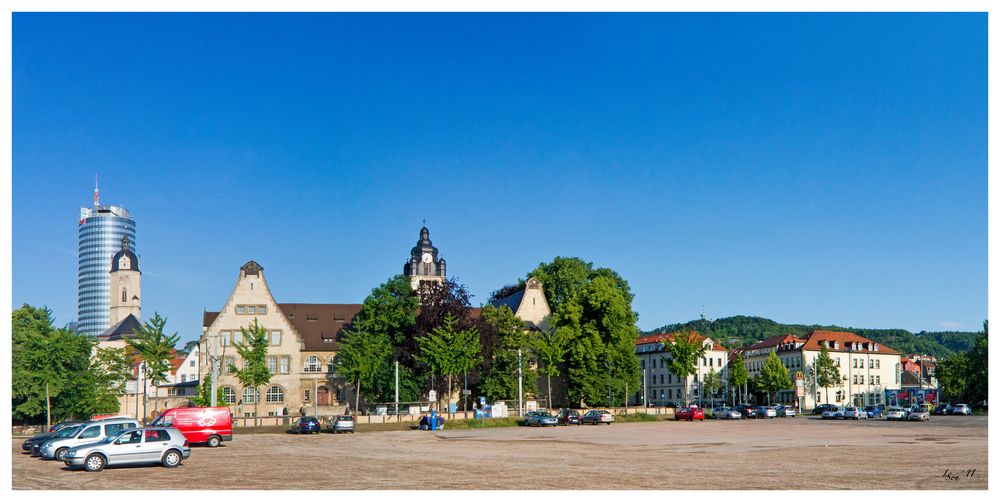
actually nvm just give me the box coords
[192,373,227,407]
[964,320,988,406]
[534,326,570,408]
[12,305,94,427]
[543,265,639,407]
[348,275,421,403]
[334,327,393,414]
[663,330,708,406]
[228,318,272,428]
[729,352,748,405]
[476,305,537,403]
[934,352,968,403]
[125,312,180,423]
[415,312,482,415]
[90,347,134,414]
[758,351,793,405]
[703,367,723,409]
[814,345,841,405]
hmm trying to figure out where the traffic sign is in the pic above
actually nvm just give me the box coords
[428,390,437,402]
[462,389,472,395]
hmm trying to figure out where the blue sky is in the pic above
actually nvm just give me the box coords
[13,13,986,344]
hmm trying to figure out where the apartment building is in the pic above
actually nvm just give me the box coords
[634,332,729,406]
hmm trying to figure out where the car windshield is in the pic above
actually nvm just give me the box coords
[537,412,553,417]
[56,425,83,438]
[99,431,127,443]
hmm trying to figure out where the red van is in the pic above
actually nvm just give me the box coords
[151,407,233,447]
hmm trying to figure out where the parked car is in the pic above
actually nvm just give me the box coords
[63,427,191,472]
[863,406,883,418]
[813,404,835,415]
[30,424,85,457]
[907,407,930,421]
[885,406,907,421]
[326,415,355,433]
[525,411,559,427]
[933,403,953,415]
[290,416,321,434]
[150,406,233,447]
[22,422,86,453]
[775,405,796,417]
[952,404,972,416]
[821,407,845,420]
[734,404,758,419]
[557,409,582,426]
[711,406,728,419]
[39,418,139,461]
[675,407,706,421]
[842,407,867,420]
[582,410,614,425]
[714,407,743,420]
[755,406,777,419]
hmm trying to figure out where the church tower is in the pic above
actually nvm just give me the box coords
[403,225,447,290]
[108,234,141,326]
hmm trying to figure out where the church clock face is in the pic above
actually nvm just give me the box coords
[421,252,433,264]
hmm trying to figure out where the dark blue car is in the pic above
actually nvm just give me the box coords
[864,405,883,418]
[290,416,321,434]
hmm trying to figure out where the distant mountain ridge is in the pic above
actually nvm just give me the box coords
[644,315,979,357]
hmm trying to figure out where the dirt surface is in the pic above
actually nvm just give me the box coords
[12,415,987,490]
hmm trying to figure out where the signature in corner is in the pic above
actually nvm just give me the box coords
[941,469,978,481]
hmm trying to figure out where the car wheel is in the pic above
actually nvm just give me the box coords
[55,448,68,462]
[207,435,221,448]
[84,453,106,472]
[162,449,182,468]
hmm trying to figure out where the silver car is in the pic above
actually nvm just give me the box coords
[327,415,355,433]
[63,427,191,472]
[524,411,558,427]
[40,418,139,461]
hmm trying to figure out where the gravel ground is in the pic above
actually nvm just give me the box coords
[12,415,987,490]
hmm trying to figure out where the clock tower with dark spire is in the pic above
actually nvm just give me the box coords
[403,225,446,290]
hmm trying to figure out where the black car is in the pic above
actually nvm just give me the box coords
[21,421,86,453]
[813,404,835,415]
[734,404,758,419]
[933,403,953,415]
[557,409,582,426]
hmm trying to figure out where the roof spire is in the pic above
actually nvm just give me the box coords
[94,173,100,206]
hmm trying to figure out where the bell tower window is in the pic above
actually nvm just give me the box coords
[122,288,127,303]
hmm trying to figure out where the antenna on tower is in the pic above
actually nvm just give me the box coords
[700,305,708,321]
[94,174,100,206]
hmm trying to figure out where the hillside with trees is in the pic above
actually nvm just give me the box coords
[646,315,979,357]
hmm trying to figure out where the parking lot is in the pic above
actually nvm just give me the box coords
[12,415,987,490]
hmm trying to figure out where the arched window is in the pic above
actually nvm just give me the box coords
[266,385,284,403]
[122,288,127,302]
[304,356,323,373]
[327,357,336,374]
[222,386,236,404]
[242,387,259,404]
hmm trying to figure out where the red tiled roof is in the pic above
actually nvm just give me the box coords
[742,334,804,351]
[799,330,898,355]
[636,331,727,351]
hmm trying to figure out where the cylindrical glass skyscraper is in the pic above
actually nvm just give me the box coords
[78,204,135,336]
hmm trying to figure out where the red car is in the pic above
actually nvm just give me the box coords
[150,406,233,447]
[675,406,705,421]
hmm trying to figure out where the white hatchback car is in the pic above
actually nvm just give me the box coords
[842,407,867,420]
[885,407,907,421]
[821,407,845,419]
[40,419,139,461]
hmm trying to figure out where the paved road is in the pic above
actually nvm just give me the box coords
[12,415,987,489]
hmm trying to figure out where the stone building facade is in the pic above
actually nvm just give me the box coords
[200,261,360,418]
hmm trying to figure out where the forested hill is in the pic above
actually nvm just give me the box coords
[644,315,980,357]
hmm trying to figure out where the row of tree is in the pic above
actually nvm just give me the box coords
[934,321,989,406]
[12,305,184,426]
